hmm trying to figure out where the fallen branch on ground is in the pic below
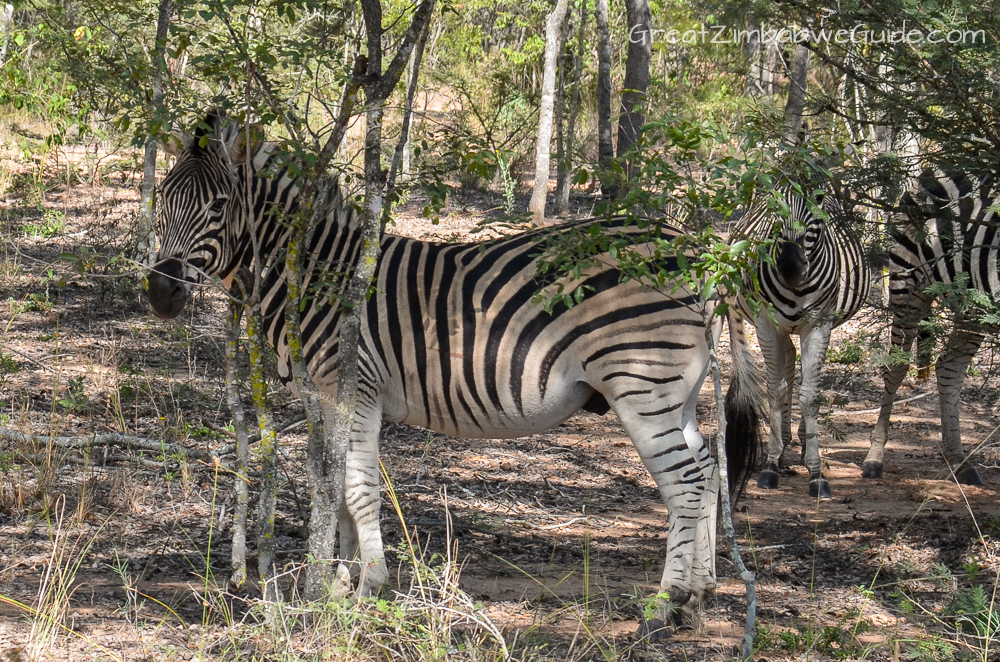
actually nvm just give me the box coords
[0,426,219,462]
[0,411,308,465]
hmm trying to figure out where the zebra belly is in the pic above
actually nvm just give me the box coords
[381,377,595,439]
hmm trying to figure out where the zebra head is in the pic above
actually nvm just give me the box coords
[146,111,260,319]
[768,190,837,290]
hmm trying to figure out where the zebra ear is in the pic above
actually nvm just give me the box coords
[230,124,265,165]
[159,132,190,158]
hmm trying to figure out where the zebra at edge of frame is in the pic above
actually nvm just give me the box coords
[865,168,999,486]
[143,111,764,629]
[729,186,871,499]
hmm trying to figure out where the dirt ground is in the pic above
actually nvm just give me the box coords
[1,146,999,661]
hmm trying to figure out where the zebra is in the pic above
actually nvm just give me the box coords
[865,168,999,485]
[144,111,762,623]
[729,186,870,498]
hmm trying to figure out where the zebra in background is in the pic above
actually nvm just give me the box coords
[865,168,999,485]
[730,186,870,498]
[144,112,762,623]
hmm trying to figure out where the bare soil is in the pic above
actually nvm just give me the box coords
[1,148,999,661]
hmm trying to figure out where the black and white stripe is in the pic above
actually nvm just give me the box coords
[730,187,870,498]
[866,168,998,485]
[144,113,762,618]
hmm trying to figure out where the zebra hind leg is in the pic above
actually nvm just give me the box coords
[936,328,985,486]
[756,322,795,490]
[614,382,717,638]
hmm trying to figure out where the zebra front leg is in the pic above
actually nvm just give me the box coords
[798,324,833,499]
[315,400,387,598]
[756,320,794,490]
[344,405,388,597]
[935,329,985,485]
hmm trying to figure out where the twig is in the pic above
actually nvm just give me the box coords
[832,391,932,416]
[536,516,589,530]
[214,412,307,457]
[0,343,61,374]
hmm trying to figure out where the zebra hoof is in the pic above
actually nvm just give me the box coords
[956,467,985,486]
[757,469,780,490]
[861,462,883,479]
[757,469,778,490]
[808,478,832,500]
[635,618,674,642]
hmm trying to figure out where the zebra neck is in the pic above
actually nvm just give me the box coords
[239,158,365,308]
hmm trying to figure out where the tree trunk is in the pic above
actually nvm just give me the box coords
[298,0,435,600]
[707,319,757,661]
[0,4,14,70]
[225,285,250,590]
[137,0,173,267]
[616,0,651,189]
[246,303,279,599]
[527,0,569,224]
[595,0,613,198]
[554,20,566,216]
[382,7,434,233]
[783,42,810,142]
[556,0,586,214]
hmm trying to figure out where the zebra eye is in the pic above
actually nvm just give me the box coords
[208,198,228,215]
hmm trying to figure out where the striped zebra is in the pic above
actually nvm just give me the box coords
[865,168,998,485]
[730,187,870,498]
[144,112,762,621]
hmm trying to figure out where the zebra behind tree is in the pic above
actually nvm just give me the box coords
[730,186,871,498]
[144,111,763,627]
[866,168,999,485]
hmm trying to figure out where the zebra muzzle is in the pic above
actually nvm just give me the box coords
[146,257,192,320]
[775,240,808,288]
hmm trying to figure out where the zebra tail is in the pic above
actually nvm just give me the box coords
[723,310,764,501]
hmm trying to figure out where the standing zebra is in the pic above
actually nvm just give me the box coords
[730,187,870,498]
[144,112,762,623]
[865,168,998,485]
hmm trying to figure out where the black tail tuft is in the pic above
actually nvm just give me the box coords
[724,312,764,502]
[724,373,762,501]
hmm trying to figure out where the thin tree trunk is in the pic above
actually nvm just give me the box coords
[0,5,14,70]
[556,0,586,214]
[246,305,278,599]
[615,0,651,190]
[225,285,250,589]
[707,320,757,661]
[382,7,434,233]
[296,0,433,600]
[137,0,173,267]
[595,0,613,198]
[783,42,810,142]
[744,27,763,97]
[553,12,569,216]
[527,0,569,224]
